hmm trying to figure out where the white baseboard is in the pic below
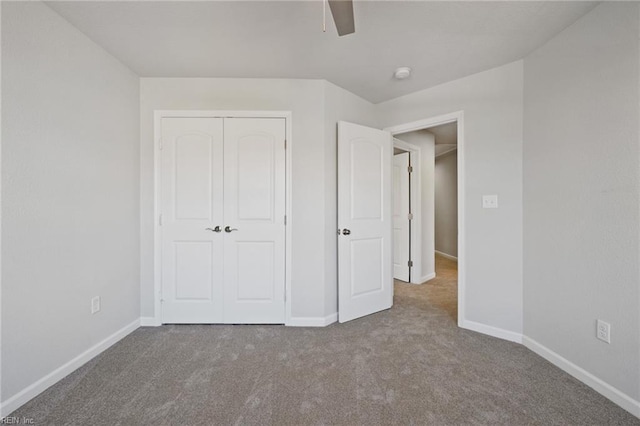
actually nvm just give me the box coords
[140,316,161,327]
[523,336,640,418]
[461,319,523,343]
[0,319,140,417]
[418,272,436,283]
[435,250,458,261]
[287,313,338,327]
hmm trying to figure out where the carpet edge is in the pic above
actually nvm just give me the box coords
[1,318,140,417]
[523,335,640,419]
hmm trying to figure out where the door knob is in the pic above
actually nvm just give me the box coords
[206,226,222,233]
[224,226,238,233]
[342,228,351,235]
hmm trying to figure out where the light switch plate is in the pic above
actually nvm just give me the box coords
[482,195,498,209]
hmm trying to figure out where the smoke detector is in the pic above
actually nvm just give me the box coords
[394,67,412,80]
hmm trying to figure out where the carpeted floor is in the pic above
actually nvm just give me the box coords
[12,255,639,425]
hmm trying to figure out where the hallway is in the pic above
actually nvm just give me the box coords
[394,253,458,322]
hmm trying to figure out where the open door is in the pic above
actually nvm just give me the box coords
[338,121,393,323]
[393,152,411,282]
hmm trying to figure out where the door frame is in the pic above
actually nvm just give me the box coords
[384,111,465,327]
[151,110,293,326]
[392,138,422,284]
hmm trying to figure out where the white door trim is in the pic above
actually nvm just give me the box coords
[152,110,293,326]
[392,138,422,284]
[384,110,465,327]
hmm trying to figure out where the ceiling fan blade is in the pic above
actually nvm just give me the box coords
[328,0,355,36]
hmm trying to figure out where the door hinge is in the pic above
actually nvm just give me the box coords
[159,214,163,226]
[158,138,163,150]
[284,215,287,225]
[407,166,413,173]
[408,213,413,220]
[284,139,287,150]
[408,260,413,267]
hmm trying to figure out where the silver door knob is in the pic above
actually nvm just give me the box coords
[224,226,238,233]
[206,226,222,233]
[342,228,351,235]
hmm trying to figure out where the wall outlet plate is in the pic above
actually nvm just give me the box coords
[482,194,498,209]
[596,319,610,343]
[91,296,101,314]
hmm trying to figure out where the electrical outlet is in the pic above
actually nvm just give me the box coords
[596,319,610,343]
[482,195,498,209]
[91,296,101,314]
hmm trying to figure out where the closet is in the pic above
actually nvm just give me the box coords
[160,117,286,324]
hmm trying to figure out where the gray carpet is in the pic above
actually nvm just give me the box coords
[12,256,640,425]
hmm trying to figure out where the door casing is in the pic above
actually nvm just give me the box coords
[150,110,293,326]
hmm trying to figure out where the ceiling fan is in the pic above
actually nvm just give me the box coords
[326,0,355,36]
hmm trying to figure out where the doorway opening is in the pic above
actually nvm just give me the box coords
[385,112,464,326]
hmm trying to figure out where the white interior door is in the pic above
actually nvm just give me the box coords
[161,117,224,323]
[338,121,393,323]
[393,152,411,282]
[222,118,286,324]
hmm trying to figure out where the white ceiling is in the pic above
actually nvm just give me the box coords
[397,122,457,145]
[426,122,457,146]
[396,123,457,156]
[47,1,597,103]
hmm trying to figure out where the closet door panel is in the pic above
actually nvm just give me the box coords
[223,118,286,323]
[160,117,224,324]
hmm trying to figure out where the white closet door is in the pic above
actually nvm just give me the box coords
[161,117,224,323]
[338,121,393,323]
[393,152,411,282]
[222,118,286,324]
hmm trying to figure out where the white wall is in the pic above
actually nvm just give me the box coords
[377,61,524,335]
[435,151,458,258]
[323,82,377,317]
[523,2,640,403]
[140,78,332,321]
[394,131,435,282]
[0,1,4,408]
[2,1,140,405]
